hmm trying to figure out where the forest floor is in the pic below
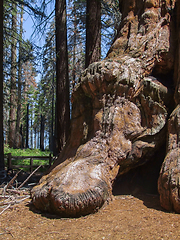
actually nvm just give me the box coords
[0,190,180,240]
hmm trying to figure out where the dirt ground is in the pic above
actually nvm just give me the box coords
[1,192,180,240]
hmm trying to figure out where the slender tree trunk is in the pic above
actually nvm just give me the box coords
[40,114,44,151]
[0,0,5,177]
[37,126,40,149]
[85,0,101,68]
[72,3,77,89]
[9,2,17,148]
[55,0,70,153]
[15,4,24,148]
[31,109,33,148]
[50,73,54,152]
[26,104,29,148]
[34,127,36,149]
[20,124,23,148]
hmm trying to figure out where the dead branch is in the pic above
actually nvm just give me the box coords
[17,165,42,190]
[6,169,22,190]
[0,204,11,215]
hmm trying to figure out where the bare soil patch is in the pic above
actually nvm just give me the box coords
[0,193,180,240]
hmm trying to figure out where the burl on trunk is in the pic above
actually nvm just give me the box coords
[31,0,180,216]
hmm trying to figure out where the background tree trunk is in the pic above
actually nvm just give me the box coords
[9,2,17,148]
[15,4,24,148]
[0,0,5,178]
[34,127,36,149]
[26,103,29,148]
[40,114,44,151]
[55,0,70,153]
[72,3,77,88]
[85,0,101,68]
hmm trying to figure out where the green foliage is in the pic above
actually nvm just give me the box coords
[4,144,51,170]
[4,144,50,156]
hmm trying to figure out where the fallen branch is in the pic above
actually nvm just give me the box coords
[6,169,22,190]
[17,165,42,190]
[2,170,22,196]
[0,204,11,215]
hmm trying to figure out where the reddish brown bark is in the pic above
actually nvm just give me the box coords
[85,0,101,68]
[55,0,70,153]
[32,0,180,216]
[9,2,17,148]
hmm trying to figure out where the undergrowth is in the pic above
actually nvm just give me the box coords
[4,144,51,172]
[4,144,50,156]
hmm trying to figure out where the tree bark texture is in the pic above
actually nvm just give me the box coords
[9,2,17,148]
[55,0,70,153]
[15,5,23,149]
[85,0,101,68]
[0,0,5,176]
[32,0,180,216]
[158,0,180,213]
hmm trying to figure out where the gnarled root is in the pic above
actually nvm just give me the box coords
[31,156,112,217]
[158,149,180,213]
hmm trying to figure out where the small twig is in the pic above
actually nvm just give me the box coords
[5,188,30,195]
[2,184,7,196]
[0,204,11,215]
[17,165,42,190]
[28,182,36,186]
[46,231,61,234]
[5,189,21,195]
[0,195,13,199]
[0,196,30,207]
[0,229,14,238]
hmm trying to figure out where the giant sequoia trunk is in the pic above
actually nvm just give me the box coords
[158,0,180,212]
[32,0,180,216]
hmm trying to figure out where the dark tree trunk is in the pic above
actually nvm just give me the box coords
[37,127,40,149]
[55,0,70,153]
[50,73,54,152]
[15,5,23,148]
[20,124,23,149]
[34,127,36,149]
[40,114,44,151]
[9,2,17,148]
[72,3,77,88]
[26,104,29,148]
[31,111,33,148]
[85,0,101,68]
[0,0,5,179]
